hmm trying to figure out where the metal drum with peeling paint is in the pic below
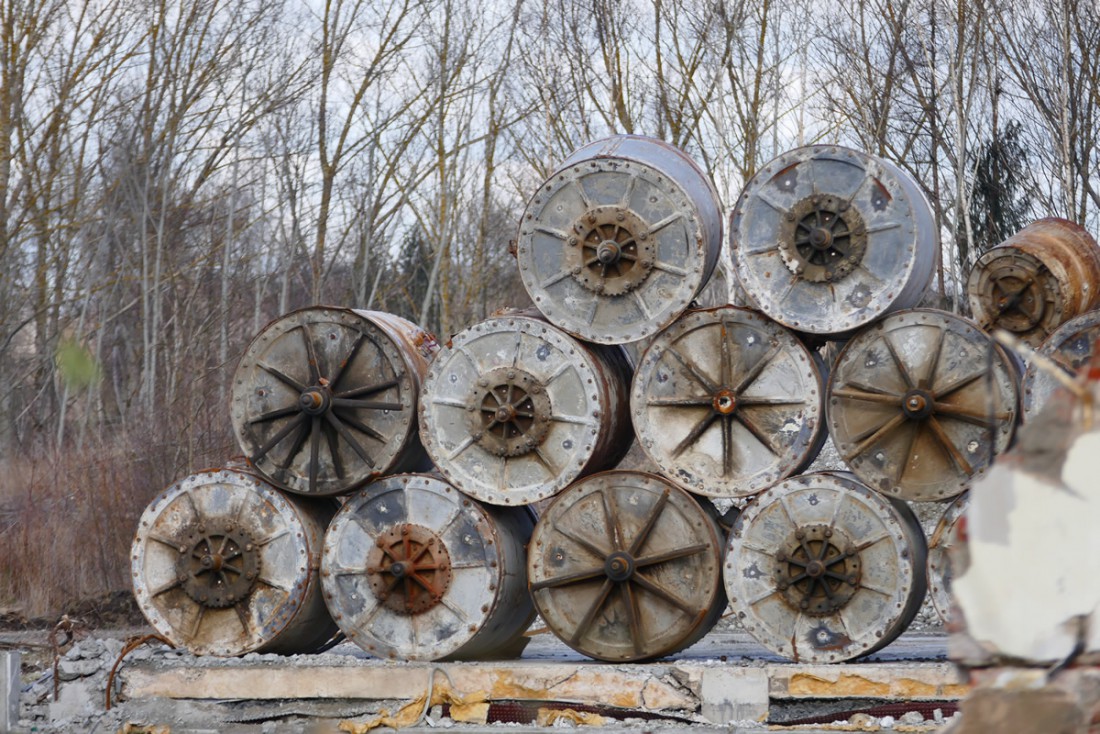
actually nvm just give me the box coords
[967,218,1100,348]
[527,470,726,662]
[131,468,338,657]
[631,305,827,498]
[1022,309,1100,421]
[730,146,937,339]
[515,135,723,345]
[724,472,927,663]
[928,492,968,625]
[320,474,535,661]
[827,308,1019,502]
[418,311,633,506]
[231,307,438,496]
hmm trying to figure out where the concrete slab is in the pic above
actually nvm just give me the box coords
[117,632,964,726]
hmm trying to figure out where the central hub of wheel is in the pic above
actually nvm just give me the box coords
[604,551,635,582]
[176,522,261,608]
[981,258,1051,332]
[467,366,552,457]
[713,389,738,415]
[366,523,453,615]
[299,388,331,415]
[901,389,935,420]
[566,205,656,296]
[775,524,861,616]
[778,194,867,283]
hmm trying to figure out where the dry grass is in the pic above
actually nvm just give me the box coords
[0,418,233,619]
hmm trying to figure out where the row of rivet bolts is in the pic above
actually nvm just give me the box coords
[133,135,1100,665]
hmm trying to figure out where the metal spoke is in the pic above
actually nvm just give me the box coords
[667,347,719,392]
[922,328,946,390]
[621,582,643,657]
[278,418,310,470]
[569,579,614,646]
[336,379,400,400]
[734,344,781,393]
[646,396,711,407]
[934,368,989,399]
[324,411,376,468]
[556,524,611,561]
[848,413,906,457]
[532,446,561,477]
[334,409,386,442]
[308,416,321,493]
[737,396,807,407]
[721,414,733,476]
[933,402,1011,426]
[332,398,403,411]
[601,489,624,552]
[301,324,321,385]
[260,363,306,393]
[635,543,709,568]
[232,601,250,632]
[671,412,718,458]
[323,420,346,479]
[248,405,300,425]
[628,488,670,556]
[530,566,606,591]
[328,333,367,391]
[630,573,695,614]
[927,415,974,475]
[250,413,307,463]
[831,387,901,406]
[882,335,914,389]
[734,411,780,455]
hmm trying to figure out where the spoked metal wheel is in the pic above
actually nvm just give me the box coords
[827,309,1019,501]
[724,472,927,663]
[321,474,535,661]
[131,469,337,656]
[1023,310,1100,421]
[419,313,633,506]
[731,146,937,338]
[967,218,1100,348]
[631,306,827,498]
[231,307,437,496]
[927,492,968,625]
[528,471,725,662]
[515,135,723,344]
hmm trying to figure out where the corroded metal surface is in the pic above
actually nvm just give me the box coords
[967,218,1100,348]
[928,492,968,625]
[724,472,927,663]
[515,135,723,344]
[1022,309,1100,421]
[419,313,633,506]
[528,471,725,662]
[131,468,338,657]
[321,474,535,661]
[631,306,826,498]
[231,307,437,496]
[731,146,937,338]
[827,308,1019,502]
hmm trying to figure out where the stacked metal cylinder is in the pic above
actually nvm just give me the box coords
[130,136,1100,667]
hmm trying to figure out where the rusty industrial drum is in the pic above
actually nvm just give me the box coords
[320,474,535,661]
[730,146,937,338]
[631,305,827,498]
[928,492,968,625]
[131,468,338,656]
[827,308,1019,501]
[724,472,927,663]
[528,471,726,662]
[1022,310,1100,421]
[419,312,633,506]
[967,218,1100,348]
[231,307,437,496]
[515,135,723,344]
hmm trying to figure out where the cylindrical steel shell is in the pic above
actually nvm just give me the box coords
[967,218,1100,347]
[131,468,338,656]
[321,474,535,661]
[724,472,927,663]
[631,306,827,498]
[927,492,968,625]
[1022,309,1100,421]
[527,470,726,662]
[731,146,937,339]
[419,312,633,506]
[827,308,1019,501]
[515,135,723,344]
[231,307,438,496]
